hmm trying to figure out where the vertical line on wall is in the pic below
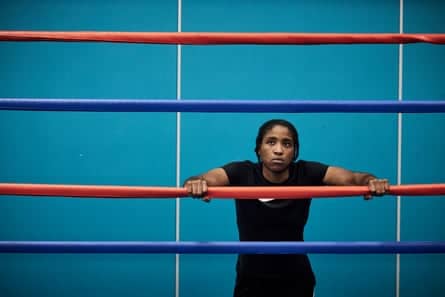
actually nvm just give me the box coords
[175,0,182,296]
[396,0,404,297]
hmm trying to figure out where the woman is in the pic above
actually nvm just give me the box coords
[184,119,389,297]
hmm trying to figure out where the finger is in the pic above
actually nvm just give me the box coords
[202,180,208,196]
[384,180,390,192]
[185,181,192,195]
[364,194,372,200]
[374,181,384,195]
[379,182,387,195]
[376,179,388,195]
[197,180,203,196]
[368,179,377,193]
[192,182,202,197]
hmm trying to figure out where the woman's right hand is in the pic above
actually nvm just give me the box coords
[184,177,210,202]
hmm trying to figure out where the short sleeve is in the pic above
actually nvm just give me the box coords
[222,161,251,185]
[299,160,329,185]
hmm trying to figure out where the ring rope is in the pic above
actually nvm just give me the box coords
[1,99,445,113]
[0,183,444,199]
[1,31,445,45]
[2,30,444,258]
[1,241,444,254]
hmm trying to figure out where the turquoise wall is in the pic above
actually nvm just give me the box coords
[0,1,444,297]
[401,1,445,296]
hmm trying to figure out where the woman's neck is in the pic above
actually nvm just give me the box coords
[262,167,289,184]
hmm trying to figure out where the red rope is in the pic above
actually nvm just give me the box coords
[0,31,444,45]
[0,183,444,199]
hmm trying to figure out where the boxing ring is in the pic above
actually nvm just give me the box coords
[0,30,445,256]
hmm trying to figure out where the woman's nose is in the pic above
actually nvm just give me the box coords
[274,144,284,154]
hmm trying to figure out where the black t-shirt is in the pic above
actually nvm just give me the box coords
[222,160,328,283]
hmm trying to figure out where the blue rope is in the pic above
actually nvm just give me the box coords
[1,99,445,113]
[1,241,445,254]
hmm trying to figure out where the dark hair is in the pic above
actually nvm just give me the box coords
[254,119,299,161]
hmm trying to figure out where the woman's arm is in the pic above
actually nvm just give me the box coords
[323,166,389,199]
